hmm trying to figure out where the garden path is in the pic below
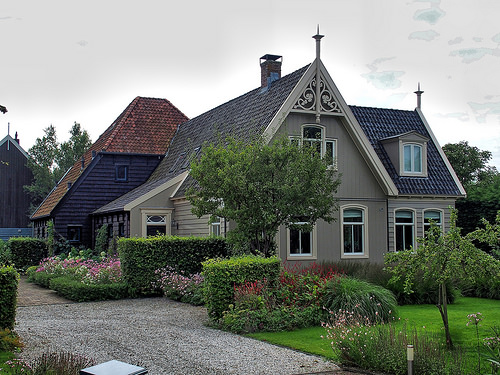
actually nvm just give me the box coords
[16,276,376,375]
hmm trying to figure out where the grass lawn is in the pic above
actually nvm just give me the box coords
[248,297,500,371]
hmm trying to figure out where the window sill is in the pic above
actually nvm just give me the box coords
[341,253,369,259]
[287,254,317,261]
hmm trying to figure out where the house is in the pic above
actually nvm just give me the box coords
[31,96,188,248]
[93,34,465,263]
[0,131,34,241]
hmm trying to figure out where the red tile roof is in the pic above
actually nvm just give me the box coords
[31,97,188,219]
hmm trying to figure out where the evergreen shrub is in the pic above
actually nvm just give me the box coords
[202,255,281,320]
[8,237,47,270]
[119,236,229,295]
[49,276,129,302]
[0,265,19,330]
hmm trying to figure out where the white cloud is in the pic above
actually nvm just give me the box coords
[468,101,500,123]
[413,7,446,25]
[450,47,500,63]
[448,36,463,45]
[409,30,440,41]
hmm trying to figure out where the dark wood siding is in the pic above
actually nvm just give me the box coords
[0,138,33,227]
[51,153,162,248]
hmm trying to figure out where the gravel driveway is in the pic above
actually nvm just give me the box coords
[15,298,340,375]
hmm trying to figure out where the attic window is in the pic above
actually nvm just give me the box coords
[181,147,201,170]
[291,125,336,167]
[403,144,422,173]
[115,165,129,181]
[169,152,186,173]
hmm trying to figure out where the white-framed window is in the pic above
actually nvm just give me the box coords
[115,165,129,181]
[291,125,336,167]
[341,206,368,258]
[403,143,422,173]
[287,219,317,260]
[210,216,222,236]
[424,209,443,234]
[141,209,173,238]
[395,209,415,251]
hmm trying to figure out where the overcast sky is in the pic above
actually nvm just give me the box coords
[1,0,499,168]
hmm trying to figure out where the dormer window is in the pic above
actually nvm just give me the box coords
[403,144,422,173]
[381,131,428,177]
[115,165,129,181]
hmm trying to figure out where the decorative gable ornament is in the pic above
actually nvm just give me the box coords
[293,75,342,114]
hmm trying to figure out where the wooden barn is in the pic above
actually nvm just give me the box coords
[0,131,34,240]
[31,96,187,248]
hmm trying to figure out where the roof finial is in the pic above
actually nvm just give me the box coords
[313,25,324,61]
[414,82,424,109]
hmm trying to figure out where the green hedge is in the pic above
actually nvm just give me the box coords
[49,276,129,302]
[119,236,229,295]
[27,266,60,288]
[9,238,47,270]
[202,255,281,321]
[0,266,19,330]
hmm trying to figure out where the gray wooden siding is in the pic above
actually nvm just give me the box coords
[173,199,210,237]
[387,198,456,252]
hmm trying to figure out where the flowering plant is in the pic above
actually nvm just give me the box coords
[153,265,204,305]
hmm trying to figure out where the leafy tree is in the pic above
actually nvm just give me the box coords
[24,123,92,212]
[442,141,498,190]
[187,135,341,257]
[24,125,59,210]
[54,122,92,180]
[385,209,500,348]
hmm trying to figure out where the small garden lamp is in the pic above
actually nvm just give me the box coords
[407,344,414,375]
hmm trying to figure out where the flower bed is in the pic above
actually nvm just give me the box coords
[27,254,128,302]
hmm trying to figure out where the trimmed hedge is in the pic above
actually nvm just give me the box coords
[9,238,47,270]
[27,266,61,288]
[49,276,129,302]
[119,236,229,295]
[202,255,281,321]
[0,265,19,330]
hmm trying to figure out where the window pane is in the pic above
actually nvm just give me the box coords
[424,211,441,223]
[396,211,413,223]
[115,165,128,181]
[344,209,362,222]
[147,225,166,236]
[404,145,412,172]
[303,126,322,139]
[413,145,422,172]
[326,141,334,165]
[344,225,353,253]
[290,229,300,254]
[353,225,363,253]
[404,225,413,249]
[300,231,311,254]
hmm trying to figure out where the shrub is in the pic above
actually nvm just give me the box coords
[120,236,229,295]
[3,352,96,374]
[202,255,281,321]
[220,262,342,333]
[0,239,12,265]
[322,276,397,324]
[153,266,204,305]
[324,309,470,374]
[0,328,24,351]
[8,238,47,271]
[0,265,19,330]
[49,276,129,302]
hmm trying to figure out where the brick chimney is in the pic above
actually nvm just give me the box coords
[260,54,282,88]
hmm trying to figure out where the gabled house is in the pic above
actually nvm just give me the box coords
[31,96,188,248]
[0,132,34,240]
[93,35,465,263]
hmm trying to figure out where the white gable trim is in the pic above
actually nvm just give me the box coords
[415,108,467,197]
[123,170,189,211]
[0,135,30,159]
[263,59,398,196]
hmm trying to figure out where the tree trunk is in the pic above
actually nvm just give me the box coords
[436,282,453,348]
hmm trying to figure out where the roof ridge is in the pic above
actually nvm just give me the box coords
[102,96,141,151]
[349,104,416,113]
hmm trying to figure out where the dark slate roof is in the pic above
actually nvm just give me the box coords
[349,105,462,196]
[95,65,310,214]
